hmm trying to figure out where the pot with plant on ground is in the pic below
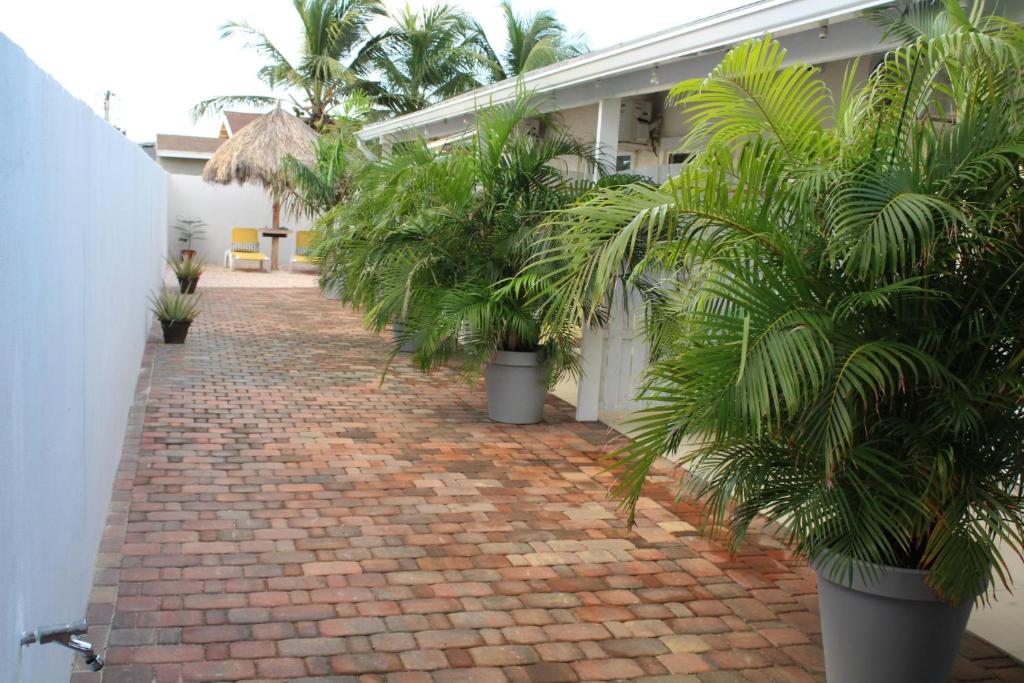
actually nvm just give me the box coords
[174,216,206,261]
[150,288,200,344]
[321,282,343,300]
[390,321,418,354]
[539,7,1024,682]
[313,92,640,424]
[812,554,982,683]
[169,256,205,294]
[483,350,548,424]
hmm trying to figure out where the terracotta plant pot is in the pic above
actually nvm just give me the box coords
[180,249,197,260]
[160,320,192,344]
[177,276,199,294]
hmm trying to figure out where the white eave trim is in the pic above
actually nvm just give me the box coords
[426,129,474,150]
[357,0,892,141]
[156,150,214,160]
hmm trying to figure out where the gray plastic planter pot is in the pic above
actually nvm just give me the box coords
[391,323,417,353]
[320,282,343,300]
[483,350,548,424]
[813,556,976,683]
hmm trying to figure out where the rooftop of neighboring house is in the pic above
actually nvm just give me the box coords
[153,111,262,160]
[155,133,223,159]
[220,111,261,138]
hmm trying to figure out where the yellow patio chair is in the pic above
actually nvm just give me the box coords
[289,230,316,272]
[224,228,269,272]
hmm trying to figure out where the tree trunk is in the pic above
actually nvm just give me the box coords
[272,198,281,230]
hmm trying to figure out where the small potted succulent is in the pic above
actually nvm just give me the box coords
[150,288,200,344]
[174,217,206,260]
[169,256,204,294]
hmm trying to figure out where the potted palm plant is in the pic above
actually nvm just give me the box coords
[313,138,437,322]
[169,256,205,294]
[174,217,206,260]
[319,93,613,422]
[150,289,200,344]
[541,4,1024,681]
[282,112,367,301]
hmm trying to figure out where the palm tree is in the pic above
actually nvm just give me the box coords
[282,92,371,218]
[473,0,587,82]
[316,92,612,381]
[538,2,1024,606]
[356,4,483,116]
[312,137,442,322]
[192,0,383,129]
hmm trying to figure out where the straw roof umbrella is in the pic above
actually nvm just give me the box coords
[203,105,319,229]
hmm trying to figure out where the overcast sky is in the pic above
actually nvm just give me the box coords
[0,1,750,142]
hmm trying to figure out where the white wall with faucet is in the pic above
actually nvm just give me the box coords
[0,33,167,683]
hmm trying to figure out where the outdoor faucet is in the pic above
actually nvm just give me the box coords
[20,619,104,671]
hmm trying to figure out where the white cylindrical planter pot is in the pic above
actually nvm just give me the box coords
[484,351,547,424]
[813,557,975,683]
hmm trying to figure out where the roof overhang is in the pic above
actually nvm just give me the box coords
[426,129,475,150]
[156,150,214,160]
[357,0,894,142]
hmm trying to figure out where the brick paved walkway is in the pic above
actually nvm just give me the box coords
[77,288,1024,683]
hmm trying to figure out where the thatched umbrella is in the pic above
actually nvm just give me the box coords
[203,105,319,229]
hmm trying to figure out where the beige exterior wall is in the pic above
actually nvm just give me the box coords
[550,53,885,177]
[552,103,599,178]
[157,157,207,176]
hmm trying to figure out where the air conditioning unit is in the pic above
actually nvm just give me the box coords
[619,99,652,145]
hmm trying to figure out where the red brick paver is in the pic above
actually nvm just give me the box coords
[75,288,1023,682]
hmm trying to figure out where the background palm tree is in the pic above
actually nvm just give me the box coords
[473,0,587,82]
[192,0,383,129]
[314,92,610,380]
[282,93,371,218]
[356,4,483,117]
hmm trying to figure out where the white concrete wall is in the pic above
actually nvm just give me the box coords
[167,175,313,268]
[0,34,167,683]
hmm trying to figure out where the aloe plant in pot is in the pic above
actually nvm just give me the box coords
[169,256,205,294]
[150,289,200,344]
[540,4,1024,681]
